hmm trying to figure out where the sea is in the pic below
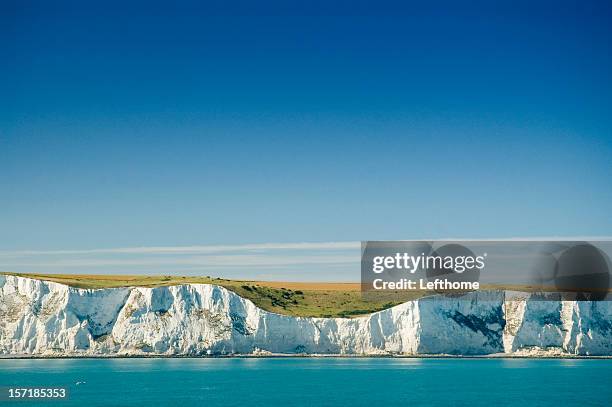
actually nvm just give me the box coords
[0,358,610,406]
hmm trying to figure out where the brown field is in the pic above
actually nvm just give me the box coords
[249,281,361,291]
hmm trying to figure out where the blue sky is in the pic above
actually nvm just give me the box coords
[1,1,611,279]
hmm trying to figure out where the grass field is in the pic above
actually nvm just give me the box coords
[1,272,421,318]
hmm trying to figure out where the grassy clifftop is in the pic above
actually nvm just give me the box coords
[1,272,414,318]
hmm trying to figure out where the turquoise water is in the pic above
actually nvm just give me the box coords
[0,358,610,406]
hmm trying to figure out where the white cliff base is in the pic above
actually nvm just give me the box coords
[1,275,610,357]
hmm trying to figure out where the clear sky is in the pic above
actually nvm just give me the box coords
[1,1,611,279]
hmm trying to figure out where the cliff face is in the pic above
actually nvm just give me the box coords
[1,275,610,357]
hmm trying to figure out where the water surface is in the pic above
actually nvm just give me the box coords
[0,358,610,406]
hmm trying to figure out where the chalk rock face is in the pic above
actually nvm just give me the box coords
[0,276,610,356]
[502,292,612,356]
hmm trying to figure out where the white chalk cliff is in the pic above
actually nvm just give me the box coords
[1,275,610,357]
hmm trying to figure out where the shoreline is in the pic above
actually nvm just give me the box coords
[2,353,611,360]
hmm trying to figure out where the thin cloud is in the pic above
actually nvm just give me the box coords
[0,241,361,279]
[0,241,360,257]
[3,254,356,268]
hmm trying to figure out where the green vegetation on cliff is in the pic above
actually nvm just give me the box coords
[1,272,415,318]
